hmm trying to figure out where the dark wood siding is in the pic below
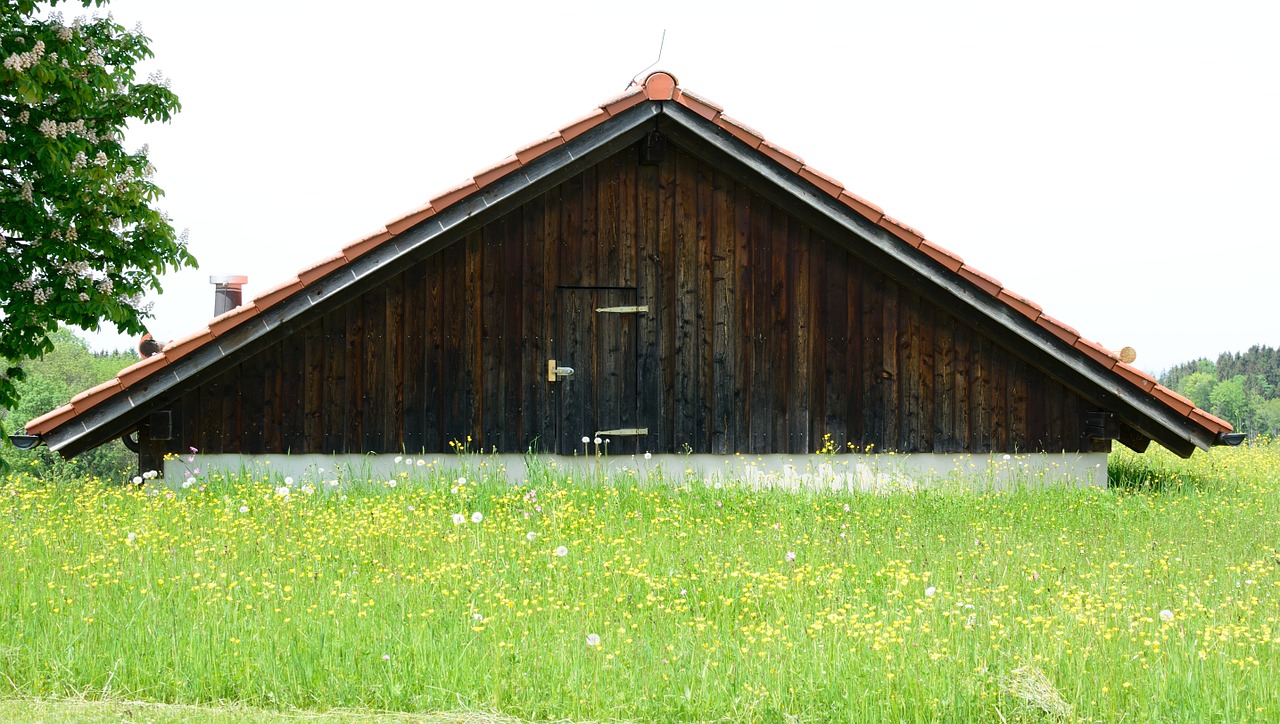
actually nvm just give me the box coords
[162,144,1097,457]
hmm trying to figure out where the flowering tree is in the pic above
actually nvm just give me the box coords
[0,0,195,411]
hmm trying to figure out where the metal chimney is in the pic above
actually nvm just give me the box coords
[210,275,248,316]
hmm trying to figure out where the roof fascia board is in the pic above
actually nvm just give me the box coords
[658,103,1209,456]
[44,103,663,456]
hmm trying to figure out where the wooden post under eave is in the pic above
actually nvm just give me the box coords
[136,416,169,479]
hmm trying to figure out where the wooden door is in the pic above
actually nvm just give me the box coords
[554,288,643,455]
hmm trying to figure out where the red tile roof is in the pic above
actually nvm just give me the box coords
[22,71,1234,442]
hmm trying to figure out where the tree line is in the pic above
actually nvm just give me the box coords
[0,327,136,479]
[1159,345,1280,437]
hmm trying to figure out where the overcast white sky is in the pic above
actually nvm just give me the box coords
[83,0,1279,375]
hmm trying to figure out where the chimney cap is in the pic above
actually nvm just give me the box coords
[209,274,248,286]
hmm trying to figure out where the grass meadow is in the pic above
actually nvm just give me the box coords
[3,441,1280,722]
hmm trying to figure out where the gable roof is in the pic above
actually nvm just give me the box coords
[22,71,1233,458]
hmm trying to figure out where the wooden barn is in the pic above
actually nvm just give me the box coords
[21,72,1235,486]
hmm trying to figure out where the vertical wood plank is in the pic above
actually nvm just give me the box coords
[1026,368,1046,452]
[952,325,971,452]
[768,208,790,451]
[542,189,563,450]
[202,371,225,454]
[918,301,936,453]
[748,192,772,452]
[279,328,305,453]
[360,288,383,453]
[898,291,920,453]
[401,260,427,454]
[879,276,899,451]
[239,358,263,454]
[655,151,678,452]
[521,200,548,452]
[823,239,848,447]
[1045,376,1065,452]
[321,308,346,454]
[463,230,483,446]
[440,242,465,449]
[934,312,957,451]
[710,169,734,454]
[861,267,885,451]
[580,166,599,287]
[847,255,865,449]
[672,150,699,451]
[559,172,585,287]
[694,155,714,453]
[787,219,811,455]
[261,340,282,453]
[422,253,445,453]
[303,320,323,451]
[222,365,242,454]
[480,221,504,450]
[990,345,1008,452]
[617,151,638,288]
[1063,388,1083,453]
[345,298,366,451]
[597,158,621,287]
[1008,357,1029,453]
[384,273,404,453]
[731,179,752,453]
[501,210,524,452]
[970,335,991,453]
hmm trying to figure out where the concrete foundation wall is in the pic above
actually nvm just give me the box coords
[162,451,1108,491]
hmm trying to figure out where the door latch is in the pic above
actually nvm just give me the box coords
[547,359,575,382]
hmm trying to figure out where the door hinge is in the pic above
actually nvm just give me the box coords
[595,428,648,436]
[595,305,648,314]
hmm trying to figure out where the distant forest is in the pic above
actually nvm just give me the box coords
[1160,345,1280,437]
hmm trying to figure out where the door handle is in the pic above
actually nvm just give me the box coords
[547,359,575,382]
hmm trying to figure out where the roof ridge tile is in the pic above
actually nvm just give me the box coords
[918,239,965,272]
[117,353,169,388]
[642,71,678,100]
[70,378,122,413]
[759,139,804,173]
[600,86,645,116]
[342,229,394,262]
[878,215,925,247]
[838,191,884,223]
[956,264,1002,297]
[715,114,764,149]
[673,87,723,121]
[23,403,76,434]
[386,204,435,236]
[428,178,482,210]
[798,166,845,198]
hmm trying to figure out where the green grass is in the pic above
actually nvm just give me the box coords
[3,441,1280,722]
